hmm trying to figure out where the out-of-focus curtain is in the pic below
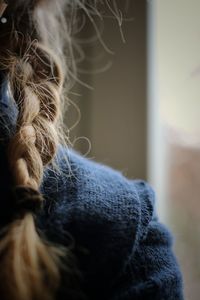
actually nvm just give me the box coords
[149,1,200,299]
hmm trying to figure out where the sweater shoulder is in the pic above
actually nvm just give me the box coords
[40,147,156,254]
[39,148,178,299]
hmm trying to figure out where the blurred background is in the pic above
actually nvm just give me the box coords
[65,1,200,299]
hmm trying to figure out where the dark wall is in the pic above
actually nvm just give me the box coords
[66,0,147,179]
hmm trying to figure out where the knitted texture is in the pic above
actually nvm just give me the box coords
[0,75,184,300]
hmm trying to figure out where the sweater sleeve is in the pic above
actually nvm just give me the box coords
[109,180,184,300]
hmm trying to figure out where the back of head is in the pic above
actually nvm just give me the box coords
[0,1,78,299]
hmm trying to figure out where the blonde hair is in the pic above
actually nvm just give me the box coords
[0,1,79,299]
[0,1,125,299]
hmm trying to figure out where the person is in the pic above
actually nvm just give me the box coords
[0,1,184,300]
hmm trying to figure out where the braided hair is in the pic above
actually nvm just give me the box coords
[0,1,78,299]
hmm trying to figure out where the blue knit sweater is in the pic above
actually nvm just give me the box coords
[0,75,184,300]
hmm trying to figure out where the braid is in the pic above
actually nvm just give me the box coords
[8,43,62,186]
[0,0,84,299]
[0,41,67,300]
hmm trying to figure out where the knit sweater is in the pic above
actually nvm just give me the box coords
[0,75,184,300]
